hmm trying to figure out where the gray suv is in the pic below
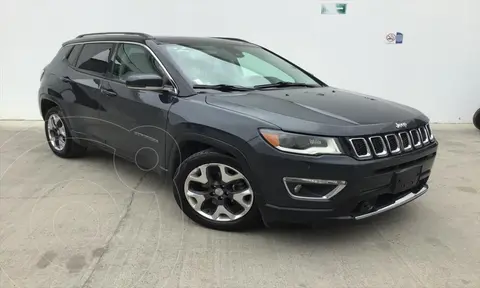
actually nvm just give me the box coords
[39,32,438,230]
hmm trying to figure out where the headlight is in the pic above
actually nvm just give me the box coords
[259,129,343,155]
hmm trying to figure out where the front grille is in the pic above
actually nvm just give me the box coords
[410,129,421,148]
[398,132,412,151]
[385,134,400,154]
[425,124,434,140]
[419,127,429,144]
[347,124,434,160]
[349,138,371,159]
[368,136,387,157]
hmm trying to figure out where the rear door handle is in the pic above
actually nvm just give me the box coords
[61,76,72,83]
[100,88,117,97]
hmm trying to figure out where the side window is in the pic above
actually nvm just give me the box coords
[112,44,163,81]
[67,45,83,66]
[237,52,294,83]
[75,43,113,75]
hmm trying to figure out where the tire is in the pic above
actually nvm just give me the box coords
[44,106,87,158]
[473,108,480,130]
[173,150,261,231]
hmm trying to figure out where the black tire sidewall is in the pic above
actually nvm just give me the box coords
[173,151,261,231]
[44,107,72,157]
[473,108,480,130]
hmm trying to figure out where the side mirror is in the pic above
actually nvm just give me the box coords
[126,74,164,91]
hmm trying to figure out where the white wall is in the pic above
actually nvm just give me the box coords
[1,0,479,122]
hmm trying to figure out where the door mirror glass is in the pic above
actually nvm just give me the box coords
[126,74,164,91]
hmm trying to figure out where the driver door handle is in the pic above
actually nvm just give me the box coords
[100,88,117,97]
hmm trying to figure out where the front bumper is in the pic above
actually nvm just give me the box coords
[246,137,438,224]
[346,184,428,220]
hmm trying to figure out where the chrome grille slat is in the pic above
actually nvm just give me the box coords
[385,134,401,154]
[419,127,429,144]
[426,124,434,140]
[368,136,388,157]
[409,129,422,148]
[399,132,413,151]
[348,125,433,160]
[349,138,372,159]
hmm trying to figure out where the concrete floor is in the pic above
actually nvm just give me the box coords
[0,121,479,288]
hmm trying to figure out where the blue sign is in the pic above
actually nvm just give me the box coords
[396,32,404,44]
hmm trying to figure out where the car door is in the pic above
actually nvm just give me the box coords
[64,43,115,144]
[98,42,174,171]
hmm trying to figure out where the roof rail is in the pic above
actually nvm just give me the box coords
[76,32,153,39]
[212,37,250,43]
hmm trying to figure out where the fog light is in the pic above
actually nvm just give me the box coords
[283,177,347,201]
[294,184,302,194]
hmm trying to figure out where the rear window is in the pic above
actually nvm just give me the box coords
[67,45,83,66]
[75,43,113,75]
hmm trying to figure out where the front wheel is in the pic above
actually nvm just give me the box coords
[173,150,261,231]
[473,108,480,130]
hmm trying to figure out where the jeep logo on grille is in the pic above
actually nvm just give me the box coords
[395,122,407,129]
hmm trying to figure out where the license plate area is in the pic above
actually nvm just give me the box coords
[392,165,422,193]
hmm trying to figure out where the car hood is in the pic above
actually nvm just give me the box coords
[204,87,429,136]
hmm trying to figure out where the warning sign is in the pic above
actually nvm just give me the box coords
[385,32,404,44]
[386,33,396,43]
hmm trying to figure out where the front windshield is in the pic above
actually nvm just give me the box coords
[161,42,321,88]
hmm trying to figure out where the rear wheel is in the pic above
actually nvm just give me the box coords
[473,108,480,130]
[173,150,261,231]
[44,106,86,158]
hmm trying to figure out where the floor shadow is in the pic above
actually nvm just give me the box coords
[65,147,422,243]
[249,204,421,246]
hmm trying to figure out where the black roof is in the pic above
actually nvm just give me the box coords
[154,36,251,45]
[63,32,251,46]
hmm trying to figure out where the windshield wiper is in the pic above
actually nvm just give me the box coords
[254,82,320,89]
[193,84,253,92]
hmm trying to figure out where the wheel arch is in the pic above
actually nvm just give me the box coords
[40,96,60,120]
[39,94,79,144]
[167,132,253,181]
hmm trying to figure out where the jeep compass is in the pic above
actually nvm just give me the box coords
[38,32,438,230]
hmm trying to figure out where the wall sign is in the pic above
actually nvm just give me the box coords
[321,3,348,15]
[386,32,404,44]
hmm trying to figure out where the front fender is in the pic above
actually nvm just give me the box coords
[167,128,256,171]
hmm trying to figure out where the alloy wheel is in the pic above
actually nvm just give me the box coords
[47,113,67,151]
[183,163,254,222]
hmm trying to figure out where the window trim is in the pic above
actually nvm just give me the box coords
[108,43,119,76]
[64,40,178,95]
